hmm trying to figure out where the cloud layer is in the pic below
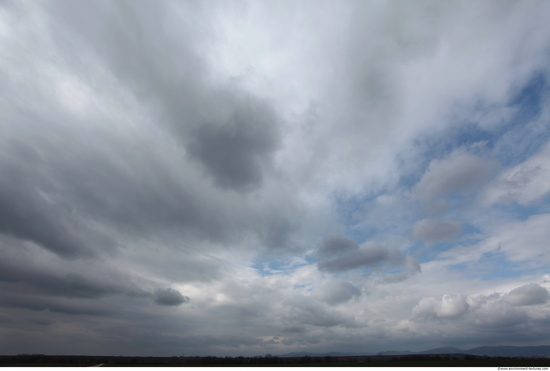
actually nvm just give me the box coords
[1,0,550,357]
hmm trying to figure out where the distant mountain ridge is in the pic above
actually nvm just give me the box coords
[278,345,550,358]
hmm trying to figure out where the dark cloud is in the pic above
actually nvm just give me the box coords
[284,296,353,328]
[186,94,281,191]
[0,293,115,317]
[470,300,528,330]
[314,281,361,305]
[281,326,306,334]
[35,0,282,195]
[504,283,549,306]
[154,288,190,306]
[411,219,462,244]
[0,163,106,259]
[415,151,499,212]
[0,0,289,264]
[58,150,232,243]
[0,234,148,300]
[317,235,359,258]
[0,2,296,349]
[382,272,409,284]
[0,268,116,299]
[317,237,407,273]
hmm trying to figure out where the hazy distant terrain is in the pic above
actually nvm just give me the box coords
[279,345,550,358]
[2,346,549,367]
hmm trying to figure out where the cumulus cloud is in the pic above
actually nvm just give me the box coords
[154,288,190,307]
[413,294,470,319]
[503,283,549,306]
[313,280,362,305]
[381,255,423,283]
[411,219,462,244]
[316,237,409,273]
[317,235,359,258]
[409,283,550,344]
[415,151,499,212]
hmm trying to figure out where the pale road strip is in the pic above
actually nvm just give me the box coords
[89,364,104,367]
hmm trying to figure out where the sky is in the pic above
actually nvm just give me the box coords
[1,0,550,357]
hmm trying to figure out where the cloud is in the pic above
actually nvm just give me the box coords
[411,219,462,244]
[1,0,550,357]
[313,280,361,305]
[482,142,550,206]
[413,294,470,319]
[0,0,306,277]
[154,288,190,307]
[409,283,550,344]
[317,238,408,273]
[0,163,110,259]
[382,255,422,283]
[186,94,281,191]
[283,295,353,328]
[503,283,550,306]
[415,150,499,212]
[317,235,359,258]
[1,293,116,317]
[0,235,146,299]
[485,213,550,264]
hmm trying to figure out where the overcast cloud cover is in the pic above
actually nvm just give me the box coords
[1,0,550,356]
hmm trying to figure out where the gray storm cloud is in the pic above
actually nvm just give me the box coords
[317,235,359,258]
[186,94,281,191]
[316,235,415,274]
[154,288,190,307]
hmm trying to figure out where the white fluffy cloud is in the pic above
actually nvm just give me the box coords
[406,283,550,346]
[413,294,470,319]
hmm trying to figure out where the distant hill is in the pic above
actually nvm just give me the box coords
[278,345,550,358]
[416,346,464,355]
[278,351,361,357]
[377,350,412,355]
[464,345,550,357]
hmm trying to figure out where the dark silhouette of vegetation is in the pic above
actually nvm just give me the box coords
[1,353,549,367]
